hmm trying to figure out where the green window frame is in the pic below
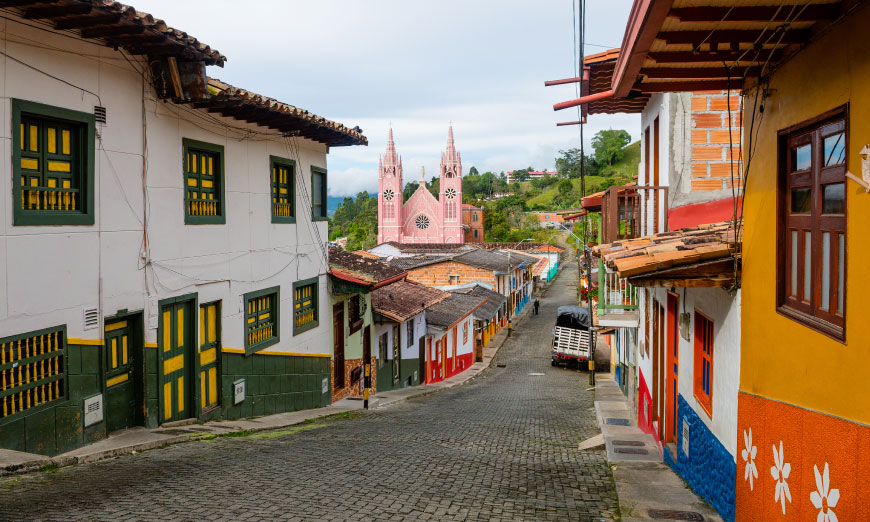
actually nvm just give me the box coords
[1,325,67,423]
[311,166,328,221]
[12,99,95,226]
[244,287,280,354]
[270,156,296,223]
[183,138,226,225]
[293,277,319,335]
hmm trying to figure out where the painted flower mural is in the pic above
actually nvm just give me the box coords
[770,441,792,515]
[810,462,840,522]
[741,428,758,491]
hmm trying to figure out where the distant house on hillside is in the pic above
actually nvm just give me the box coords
[506,170,557,183]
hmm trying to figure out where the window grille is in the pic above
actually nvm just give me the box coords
[245,287,279,353]
[1,326,65,420]
[271,157,295,222]
[294,279,319,335]
[311,167,328,220]
[183,139,225,224]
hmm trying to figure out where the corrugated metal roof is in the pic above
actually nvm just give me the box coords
[426,293,487,330]
[450,285,506,321]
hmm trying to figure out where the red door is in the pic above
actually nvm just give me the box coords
[666,293,679,444]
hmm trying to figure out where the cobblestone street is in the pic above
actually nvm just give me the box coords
[0,263,618,522]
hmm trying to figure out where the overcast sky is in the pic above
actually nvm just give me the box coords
[135,0,639,196]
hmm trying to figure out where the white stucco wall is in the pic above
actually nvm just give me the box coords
[637,287,741,457]
[374,311,427,361]
[0,15,332,357]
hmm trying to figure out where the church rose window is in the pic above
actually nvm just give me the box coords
[445,188,456,199]
[415,214,430,230]
[383,189,394,201]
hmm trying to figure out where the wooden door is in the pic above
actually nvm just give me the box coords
[427,338,434,381]
[392,324,400,384]
[657,301,666,441]
[333,304,345,389]
[666,293,679,444]
[105,319,136,432]
[651,299,660,430]
[451,327,458,371]
[199,302,220,413]
[418,337,426,383]
[160,299,194,423]
[363,325,372,382]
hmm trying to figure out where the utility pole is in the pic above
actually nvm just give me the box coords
[585,246,596,386]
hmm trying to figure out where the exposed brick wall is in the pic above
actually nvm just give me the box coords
[462,209,484,243]
[691,91,743,192]
[405,261,496,288]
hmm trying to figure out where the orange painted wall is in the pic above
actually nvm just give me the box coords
[736,392,870,521]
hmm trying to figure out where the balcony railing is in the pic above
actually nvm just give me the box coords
[21,186,79,211]
[597,259,639,315]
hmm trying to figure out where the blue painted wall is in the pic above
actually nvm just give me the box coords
[664,394,736,522]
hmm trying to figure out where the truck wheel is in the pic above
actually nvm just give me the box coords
[551,360,557,367]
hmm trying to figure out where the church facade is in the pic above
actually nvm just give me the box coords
[377,127,464,244]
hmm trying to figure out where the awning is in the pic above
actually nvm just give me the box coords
[554,0,844,109]
[592,221,741,288]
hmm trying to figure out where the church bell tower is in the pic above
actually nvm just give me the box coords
[439,125,463,243]
[377,128,404,244]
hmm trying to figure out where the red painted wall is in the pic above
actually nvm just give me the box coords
[637,369,657,438]
[668,197,742,230]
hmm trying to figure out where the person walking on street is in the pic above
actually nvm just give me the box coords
[534,299,540,315]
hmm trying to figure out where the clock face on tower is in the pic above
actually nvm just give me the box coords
[445,188,457,199]
[415,214,431,230]
[383,189,395,201]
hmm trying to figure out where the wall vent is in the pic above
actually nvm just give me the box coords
[94,106,107,124]
[83,308,99,330]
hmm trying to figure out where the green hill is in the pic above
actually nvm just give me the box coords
[526,141,639,209]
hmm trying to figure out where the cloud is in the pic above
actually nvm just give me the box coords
[132,0,641,196]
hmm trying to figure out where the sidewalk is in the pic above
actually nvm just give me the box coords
[0,280,540,477]
[591,378,723,522]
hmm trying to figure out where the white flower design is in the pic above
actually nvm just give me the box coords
[770,441,792,515]
[810,462,839,522]
[741,428,758,490]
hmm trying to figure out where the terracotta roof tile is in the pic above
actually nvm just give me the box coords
[328,247,406,287]
[372,281,450,322]
[592,221,741,283]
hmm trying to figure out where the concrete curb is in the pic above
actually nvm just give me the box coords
[0,275,555,477]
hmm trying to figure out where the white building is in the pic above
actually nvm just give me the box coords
[576,50,742,521]
[0,3,365,456]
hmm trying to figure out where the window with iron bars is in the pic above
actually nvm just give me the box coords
[1,325,66,422]
[244,287,279,354]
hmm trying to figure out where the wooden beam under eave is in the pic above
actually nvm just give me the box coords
[669,4,840,23]
[648,50,784,64]
[24,3,90,18]
[638,80,738,93]
[628,276,736,288]
[54,13,121,30]
[659,29,810,46]
[641,66,755,79]
[81,23,145,39]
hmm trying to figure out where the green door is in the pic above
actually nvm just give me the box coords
[199,302,220,413]
[105,319,136,432]
[160,299,194,423]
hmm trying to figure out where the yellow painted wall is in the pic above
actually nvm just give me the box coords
[741,4,870,423]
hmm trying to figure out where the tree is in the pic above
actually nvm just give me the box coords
[557,179,574,196]
[592,129,632,167]
[468,166,479,176]
[512,169,531,182]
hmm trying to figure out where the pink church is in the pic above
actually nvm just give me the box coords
[377,127,464,244]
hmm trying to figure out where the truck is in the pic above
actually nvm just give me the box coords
[551,305,592,367]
